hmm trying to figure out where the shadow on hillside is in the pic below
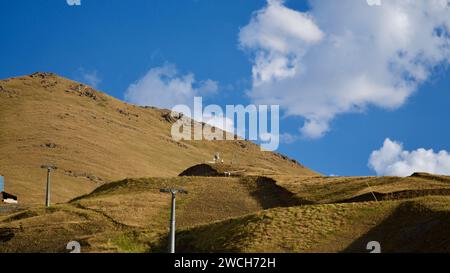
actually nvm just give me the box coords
[242,177,314,209]
[343,201,450,253]
[151,214,261,253]
[340,189,450,204]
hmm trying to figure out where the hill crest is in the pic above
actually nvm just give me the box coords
[0,72,318,204]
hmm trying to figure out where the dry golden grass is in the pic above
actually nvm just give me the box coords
[2,174,450,253]
[71,177,266,229]
[270,174,450,204]
[0,204,121,252]
[174,196,450,253]
[1,72,450,253]
[0,176,301,252]
[0,72,317,204]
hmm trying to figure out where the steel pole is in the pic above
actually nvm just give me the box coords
[169,192,176,253]
[45,168,51,207]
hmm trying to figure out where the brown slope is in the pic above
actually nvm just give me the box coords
[0,72,317,204]
[172,196,450,253]
[269,174,450,204]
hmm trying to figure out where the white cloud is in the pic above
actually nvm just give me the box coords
[368,138,450,177]
[239,0,323,86]
[78,69,101,88]
[240,0,450,138]
[125,63,218,109]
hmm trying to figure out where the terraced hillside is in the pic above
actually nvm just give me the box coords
[0,72,316,204]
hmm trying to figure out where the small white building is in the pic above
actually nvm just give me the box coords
[0,192,18,204]
[0,175,18,204]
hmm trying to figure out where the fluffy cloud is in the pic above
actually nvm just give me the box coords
[368,138,450,176]
[240,0,450,138]
[239,0,323,86]
[125,63,218,110]
[125,64,233,134]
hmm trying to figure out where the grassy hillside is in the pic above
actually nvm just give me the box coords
[1,174,450,253]
[0,72,316,204]
[1,72,449,253]
[0,176,304,252]
[271,174,450,204]
[174,196,450,253]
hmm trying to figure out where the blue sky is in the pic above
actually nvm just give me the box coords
[1,0,450,176]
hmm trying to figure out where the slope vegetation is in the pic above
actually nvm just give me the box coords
[0,72,316,204]
[1,174,450,253]
[271,174,450,204]
[173,196,450,253]
[0,176,304,252]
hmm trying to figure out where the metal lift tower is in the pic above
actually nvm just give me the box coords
[41,165,57,207]
[160,188,188,253]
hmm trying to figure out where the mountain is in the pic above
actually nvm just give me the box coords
[2,72,449,253]
[0,72,317,204]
